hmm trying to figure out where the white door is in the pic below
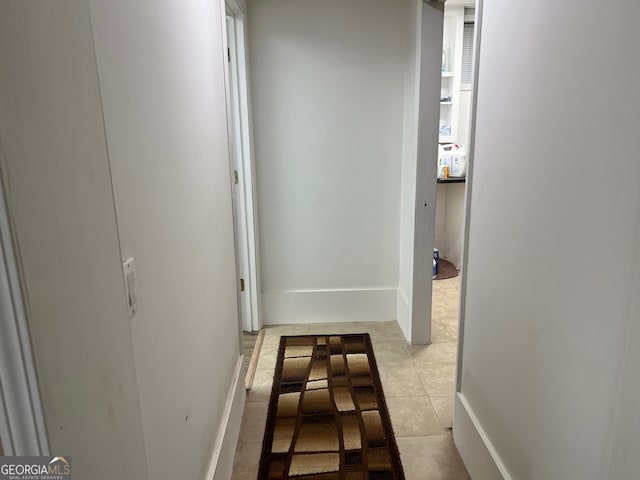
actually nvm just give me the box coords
[224,3,262,333]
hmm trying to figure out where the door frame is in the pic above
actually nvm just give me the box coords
[409,0,480,353]
[456,0,484,392]
[223,0,262,333]
[0,169,49,456]
[407,0,445,345]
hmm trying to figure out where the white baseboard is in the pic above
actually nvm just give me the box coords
[205,355,246,480]
[262,288,397,325]
[396,287,411,341]
[453,393,511,480]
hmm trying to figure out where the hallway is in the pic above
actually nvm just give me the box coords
[232,277,468,479]
[2,0,639,478]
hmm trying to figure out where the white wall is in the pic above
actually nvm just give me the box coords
[455,1,640,479]
[435,182,465,269]
[0,2,148,478]
[434,185,448,256]
[89,1,242,479]
[248,0,408,324]
[443,183,465,268]
[0,1,243,479]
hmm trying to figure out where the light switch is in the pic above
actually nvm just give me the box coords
[123,257,137,317]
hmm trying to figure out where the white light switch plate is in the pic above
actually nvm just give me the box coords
[123,257,137,317]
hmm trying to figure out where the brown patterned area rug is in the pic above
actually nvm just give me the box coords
[258,334,405,480]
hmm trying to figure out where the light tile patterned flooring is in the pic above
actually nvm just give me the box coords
[232,276,469,479]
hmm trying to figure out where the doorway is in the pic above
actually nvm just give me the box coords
[431,2,476,346]
[224,1,262,334]
[405,0,480,351]
[417,0,482,399]
[223,1,265,388]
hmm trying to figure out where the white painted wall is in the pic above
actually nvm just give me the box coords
[89,1,242,479]
[443,183,465,268]
[0,2,148,478]
[248,0,408,324]
[0,1,243,479]
[455,1,640,479]
[434,185,448,255]
[433,205,467,270]
[435,182,465,270]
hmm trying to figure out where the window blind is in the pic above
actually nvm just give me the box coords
[461,22,475,86]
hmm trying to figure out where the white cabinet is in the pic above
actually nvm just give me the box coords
[439,6,465,144]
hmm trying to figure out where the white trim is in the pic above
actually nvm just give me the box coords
[225,2,262,333]
[264,286,396,295]
[224,13,250,337]
[262,289,397,325]
[204,355,246,480]
[409,1,444,345]
[453,393,511,480]
[0,168,49,456]
[396,287,411,342]
[456,0,484,393]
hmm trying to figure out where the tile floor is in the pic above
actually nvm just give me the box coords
[232,276,469,479]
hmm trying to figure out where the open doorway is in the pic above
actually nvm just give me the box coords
[223,0,264,388]
[224,2,260,334]
[432,2,476,342]
[401,0,479,345]
[391,0,480,452]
